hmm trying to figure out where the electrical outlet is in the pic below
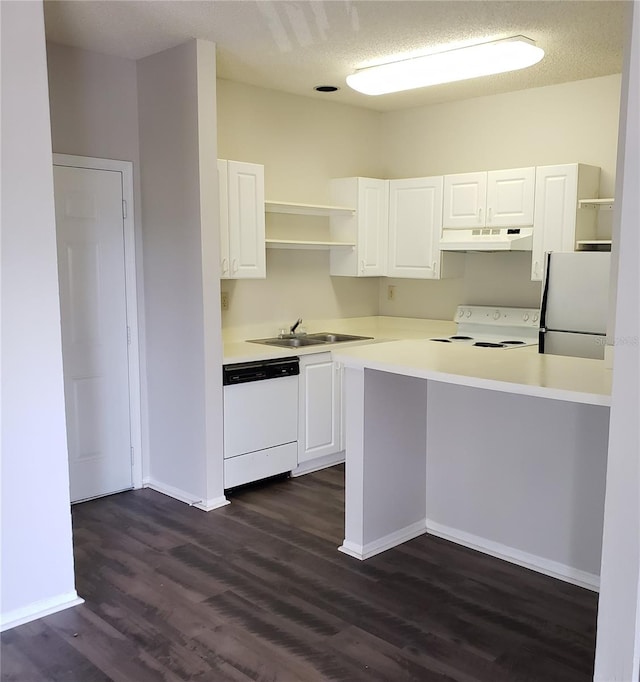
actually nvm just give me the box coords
[387,285,396,301]
[221,291,229,311]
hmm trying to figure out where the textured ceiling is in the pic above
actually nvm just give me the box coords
[43,0,629,112]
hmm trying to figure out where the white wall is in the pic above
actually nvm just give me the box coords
[196,42,226,510]
[0,1,80,629]
[377,74,622,320]
[594,1,640,678]
[426,384,609,584]
[217,80,382,328]
[137,40,225,507]
[46,43,140,163]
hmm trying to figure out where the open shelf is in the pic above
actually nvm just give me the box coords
[578,198,615,209]
[265,200,355,217]
[576,240,612,251]
[266,239,355,251]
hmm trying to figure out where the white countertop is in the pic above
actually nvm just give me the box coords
[222,316,456,364]
[223,315,612,406]
[333,338,612,406]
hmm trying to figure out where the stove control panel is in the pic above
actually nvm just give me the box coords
[455,306,540,328]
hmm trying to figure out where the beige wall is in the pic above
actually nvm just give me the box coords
[219,75,621,325]
[217,80,382,328]
[217,79,383,202]
[381,74,621,195]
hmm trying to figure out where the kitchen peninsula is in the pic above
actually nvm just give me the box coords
[332,340,612,591]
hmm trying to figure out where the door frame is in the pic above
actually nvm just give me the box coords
[53,153,143,492]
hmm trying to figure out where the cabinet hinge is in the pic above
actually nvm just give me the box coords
[127,326,131,345]
[122,199,128,219]
[130,446,135,465]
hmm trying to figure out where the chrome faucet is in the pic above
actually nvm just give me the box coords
[290,317,303,335]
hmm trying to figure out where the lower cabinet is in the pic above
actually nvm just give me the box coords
[294,352,344,473]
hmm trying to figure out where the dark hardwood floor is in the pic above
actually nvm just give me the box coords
[1,464,599,681]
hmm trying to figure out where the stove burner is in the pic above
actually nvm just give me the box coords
[450,335,473,340]
[500,340,526,345]
[431,338,452,343]
[473,341,506,348]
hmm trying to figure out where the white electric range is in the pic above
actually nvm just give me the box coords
[430,305,541,349]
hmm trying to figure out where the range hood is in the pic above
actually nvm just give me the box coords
[440,227,533,252]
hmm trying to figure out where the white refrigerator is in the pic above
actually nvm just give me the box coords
[539,251,611,359]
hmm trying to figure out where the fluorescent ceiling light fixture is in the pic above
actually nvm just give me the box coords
[346,36,544,95]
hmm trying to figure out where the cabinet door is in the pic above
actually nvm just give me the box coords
[442,172,487,228]
[486,167,535,227]
[298,353,341,464]
[218,159,231,279]
[357,178,388,276]
[388,176,443,279]
[227,160,266,279]
[531,165,578,281]
[330,177,388,277]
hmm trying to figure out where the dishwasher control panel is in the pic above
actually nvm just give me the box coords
[223,357,299,385]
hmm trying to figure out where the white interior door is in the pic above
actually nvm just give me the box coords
[54,165,133,502]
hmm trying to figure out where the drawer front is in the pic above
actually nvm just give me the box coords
[224,442,298,489]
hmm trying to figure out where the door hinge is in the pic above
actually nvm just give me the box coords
[122,199,128,219]
[127,326,131,345]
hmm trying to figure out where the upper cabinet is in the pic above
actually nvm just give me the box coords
[329,177,388,277]
[443,167,535,229]
[218,159,265,279]
[531,164,601,280]
[388,176,445,279]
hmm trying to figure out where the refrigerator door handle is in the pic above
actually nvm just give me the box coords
[539,251,552,330]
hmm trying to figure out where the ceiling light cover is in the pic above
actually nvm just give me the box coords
[347,36,544,96]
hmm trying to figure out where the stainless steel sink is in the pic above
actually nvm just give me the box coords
[305,332,373,343]
[248,332,373,348]
[248,336,328,348]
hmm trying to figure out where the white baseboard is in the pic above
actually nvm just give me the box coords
[339,519,428,560]
[144,479,229,511]
[193,496,230,512]
[291,451,345,477]
[1,591,84,632]
[427,520,600,592]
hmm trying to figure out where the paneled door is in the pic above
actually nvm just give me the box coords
[54,165,133,502]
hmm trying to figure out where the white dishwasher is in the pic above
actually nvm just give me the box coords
[223,357,299,489]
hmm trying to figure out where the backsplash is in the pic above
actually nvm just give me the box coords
[220,248,379,331]
[379,252,542,320]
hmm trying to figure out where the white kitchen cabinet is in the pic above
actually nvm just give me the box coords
[443,167,535,229]
[218,159,265,279]
[387,176,443,279]
[329,177,388,277]
[386,176,463,280]
[297,352,342,465]
[531,164,601,280]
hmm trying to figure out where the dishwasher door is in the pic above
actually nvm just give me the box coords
[223,373,298,458]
